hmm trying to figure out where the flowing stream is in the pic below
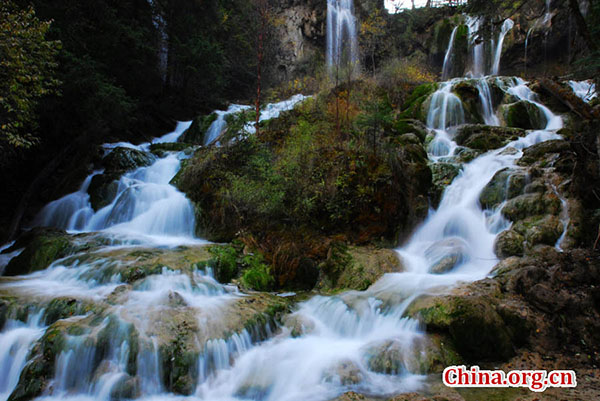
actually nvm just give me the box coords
[0,16,570,397]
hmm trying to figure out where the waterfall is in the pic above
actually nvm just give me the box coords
[569,80,597,103]
[442,26,459,80]
[35,122,198,245]
[477,79,500,126]
[326,0,359,68]
[491,19,514,75]
[466,16,485,77]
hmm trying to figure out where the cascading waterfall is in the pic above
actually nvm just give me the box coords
[326,0,359,68]
[0,46,571,401]
[491,19,514,75]
[466,16,485,77]
[569,80,597,103]
[204,94,309,145]
[477,78,500,126]
[442,26,459,80]
[35,122,198,245]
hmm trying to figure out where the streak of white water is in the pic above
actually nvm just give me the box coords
[35,122,200,246]
[492,19,514,75]
[552,185,570,252]
[524,26,535,75]
[0,311,45,401]
[204,94,309,144]
[466,16,485,77]
[442,26,459,80]
[477,78,500,126]
[326,0,359,68]
[0,242,23,275]
[569,80,597,103]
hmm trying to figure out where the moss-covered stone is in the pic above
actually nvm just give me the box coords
[180,113,218,144]
[518,139,570,165]
[494,230,525,258]
[149,142,194,157]
[88,172,121,211]
[502,101,547,130]
[479,168,527,209]
[102,147,156,172]
[455,124,525,151]
[317,244,402,292]
[4,228,72,276]
[406,294,516,361]
[501,193,561,222]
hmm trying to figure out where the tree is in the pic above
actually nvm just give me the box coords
[360,8,387,76]
[253,0,273,135]
[0,1,60,149]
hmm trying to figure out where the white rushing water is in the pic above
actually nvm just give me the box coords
[442,26,458,80]
[326,0,359,68]
[204,94,309,145]
[569,80,597,103]
[492,19,514,76]
[35,122,198,246]
[0,71,568,400]
[0,311,45,401]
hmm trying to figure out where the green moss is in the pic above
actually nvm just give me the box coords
[400,83,437,121]
[208,244,239,284]
[240,254,274,292]
[5,231,72,276]
[180,113,218,144]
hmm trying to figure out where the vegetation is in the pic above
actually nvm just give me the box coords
[177,62,435,288]
[0,2,59,151]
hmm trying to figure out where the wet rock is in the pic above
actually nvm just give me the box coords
[0,299,7,330]
[430,162,461,198]
[149,142,194,157]
[518,139,570,166]
[517,215,563,248]
[4,228,72,276]
[406,294,515,361]
[494,230,525,258]
[452,80,483,124]
[501,193,561,222]
[502,100,547,130]
[479,168,527,209]
[330,360,362,386]
[88,173,121,211]
[180,113,217,144]
[283,313,315,337]
[317,245,403,292]
[395,119,429,142]
[425,238,468,274]
[110,376,140,400]
[455,124,525,151]
[102,147,156,172]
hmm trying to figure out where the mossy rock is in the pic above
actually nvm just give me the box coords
[88,172,121,211]
[8,322,69,401]
[513,215,564,248]
[455,124,525,151]
[102,147,156,172]
[431,162,461,189]
[518,139,569,165]
[400,83,438,122]
[149,142,194,157]
[502,193,561,222]
[180,113,218,145]
[494,229,525,258]
[452,80,483,124]
[502,100,547,130]
[4,228,73,276]
[394,119,429,142]
[317,244,402,292]
[0,299,7,330]
[479,168,527,209]
[406,294,515,361]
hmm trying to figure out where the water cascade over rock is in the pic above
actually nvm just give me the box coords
[0,38,575,401]
[326,0,359,68]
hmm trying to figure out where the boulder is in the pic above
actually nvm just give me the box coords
[406,294,515,361]
[518,139,570,166]
[179,113,218,144]
[501,100,547,130]
[4,228,72,276]
[479,168,527,209]
[102,147,156,172]
[455,124,525,151]
[501,193,561,222]
[149,142,194,157]
[494,230,525,258]
[425,237,468,274]
[317,245,403,292]
[88,173,121,211]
